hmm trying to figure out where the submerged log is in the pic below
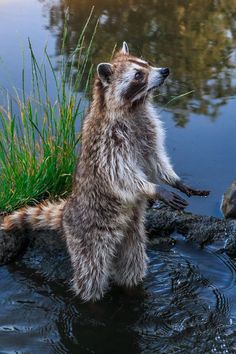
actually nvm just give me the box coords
[1,206,236,282]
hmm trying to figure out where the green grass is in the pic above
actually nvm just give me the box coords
[0,11,96,213]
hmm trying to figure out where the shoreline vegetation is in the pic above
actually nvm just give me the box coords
[0,11,194,214]
[0,11,96,213]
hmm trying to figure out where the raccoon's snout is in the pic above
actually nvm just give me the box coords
[160,67,170,78]
[147,67,169,92]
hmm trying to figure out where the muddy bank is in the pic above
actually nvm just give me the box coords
[1,205,236,283]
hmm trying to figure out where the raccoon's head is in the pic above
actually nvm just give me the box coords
[95,42,169,109]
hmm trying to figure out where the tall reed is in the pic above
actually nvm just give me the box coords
[0,11,96,213]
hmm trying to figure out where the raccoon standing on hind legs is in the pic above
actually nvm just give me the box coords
[1,42,210,302]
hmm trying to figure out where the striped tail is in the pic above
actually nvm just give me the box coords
[1,199,66,232]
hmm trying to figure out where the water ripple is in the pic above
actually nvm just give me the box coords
[1,235,236,353]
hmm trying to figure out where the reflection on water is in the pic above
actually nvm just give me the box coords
[40,0,236,126]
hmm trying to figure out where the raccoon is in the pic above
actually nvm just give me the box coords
[1,42,209,301]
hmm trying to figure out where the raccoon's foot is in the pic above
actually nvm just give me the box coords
[155,186,188,210]
[175,180,210,197]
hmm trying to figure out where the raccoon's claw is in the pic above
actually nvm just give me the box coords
[175,181,210,197]
[188,189,210,197]
[155,186,188,210]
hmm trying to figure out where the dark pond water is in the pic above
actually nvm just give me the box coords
[0,1,236,353]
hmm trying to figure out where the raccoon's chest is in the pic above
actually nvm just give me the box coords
[132,117,158,182]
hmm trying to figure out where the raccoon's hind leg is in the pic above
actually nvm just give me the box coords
[113,201,148,288]
[65,228,119,302]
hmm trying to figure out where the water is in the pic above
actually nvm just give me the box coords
[0,1,236,353]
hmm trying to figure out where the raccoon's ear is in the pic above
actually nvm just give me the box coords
[121,41,129,55]
[97,63,113,85]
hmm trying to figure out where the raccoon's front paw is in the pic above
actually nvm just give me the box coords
[155,186,188,210]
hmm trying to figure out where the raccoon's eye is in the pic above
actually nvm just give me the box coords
[134,71,144,80]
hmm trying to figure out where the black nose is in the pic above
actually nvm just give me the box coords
[160,67,170,77]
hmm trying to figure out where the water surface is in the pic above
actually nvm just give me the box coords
[0,1,236,353]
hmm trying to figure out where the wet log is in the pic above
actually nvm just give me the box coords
[1,206,236,282]
[0,225,26,264]
[145,205,236,255]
